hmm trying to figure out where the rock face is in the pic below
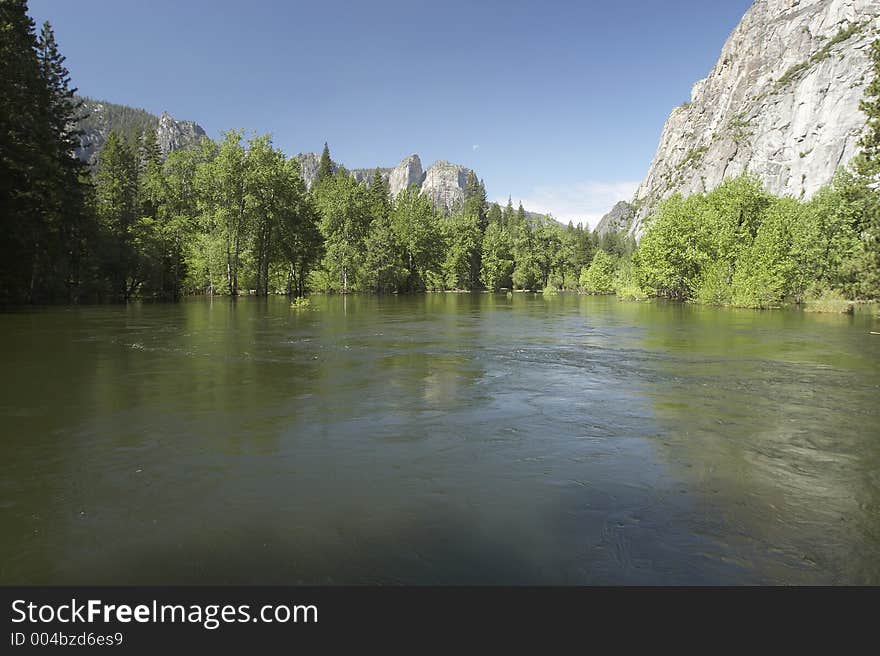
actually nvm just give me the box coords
[631,0,880,235]
[294,152,328,188]
[594,201,636,237]
[156,112,206,155]
[350,167,391,186]
[387,154,425,196]
[420,161,471,212]
[75,97,206,165]
[295,151,472,213]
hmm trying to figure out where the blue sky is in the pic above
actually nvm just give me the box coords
[29,0,752,226]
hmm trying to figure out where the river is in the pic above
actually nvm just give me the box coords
[1,294,878,584]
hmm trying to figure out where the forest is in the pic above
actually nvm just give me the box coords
[1,0,878,308]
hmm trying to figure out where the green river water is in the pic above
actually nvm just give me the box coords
[1,294,878,584]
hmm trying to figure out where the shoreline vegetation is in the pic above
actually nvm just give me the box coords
[2,5,879,314]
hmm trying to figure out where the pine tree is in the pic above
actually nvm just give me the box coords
[0,2,52,301]
[95,130,140,299]
[0,5,91,302]
[463,171,487,228]
[139,128,162,172]
[317,141,334,182]
[37,21,82,160]
[461,171,488,287]
[392,186,440,292]
[502,197,514,231]
[852,37,880,298]
[856,39,880,178]
[369,167,390,213]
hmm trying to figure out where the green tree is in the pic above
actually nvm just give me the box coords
[35,20,89,298]
[363,209,404,293]
[480,220,513,291]
[246,135,289,295]
[94,130,140,299]
[532,220,561,288]
[486,202,502,228]
[160,137,220,295]
[279,157,322,297]
[730,198,814,307]
[392,186,440,292]
[314,174,371,292]
[462,171,488,286]
[441,213,481,290]
[0,5,90,302]
[633,175,771,301]
[856,39,880,178]
[197,130,250,296]
[317,141,334,183]
[579,249,616,294]
[501,197,515,230]
[363,168,402,293]
[849,38,880,298]
[511,206,539,290]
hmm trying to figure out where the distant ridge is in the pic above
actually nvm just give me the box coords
[74,96,206,164]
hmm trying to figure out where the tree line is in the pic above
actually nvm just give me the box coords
[1,1,624,304]
[2,0,877,307]
[0,0,619,303]
[580,169,880,308]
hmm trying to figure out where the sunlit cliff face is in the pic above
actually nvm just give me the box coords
[631,0,880,236]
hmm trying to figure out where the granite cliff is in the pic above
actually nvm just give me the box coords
[627,0,880,235]
[594,201,636,237]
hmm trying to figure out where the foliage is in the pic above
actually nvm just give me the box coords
[290,296,312,310]
[579,249,616,294]
[480,221,513,291]
[613,258,648,301]
[317,142,334,182]
[856,39,880,178]
[633,169,879,307]
[313,172,371,293]
[0,4,90,302]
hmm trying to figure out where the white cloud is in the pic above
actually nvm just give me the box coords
[472,144,480,151]
[497,180,639,229]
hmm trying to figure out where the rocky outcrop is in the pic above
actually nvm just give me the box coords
[388,154,425,195]
[350,167,391,186]
[294,151,471,213]
[156,112,205,155]
[594,201,636,236]
[420,161,471,212]
[631,0,880,235]
[75,96,205,165]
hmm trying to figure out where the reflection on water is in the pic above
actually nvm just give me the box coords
[0,295,878,584]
